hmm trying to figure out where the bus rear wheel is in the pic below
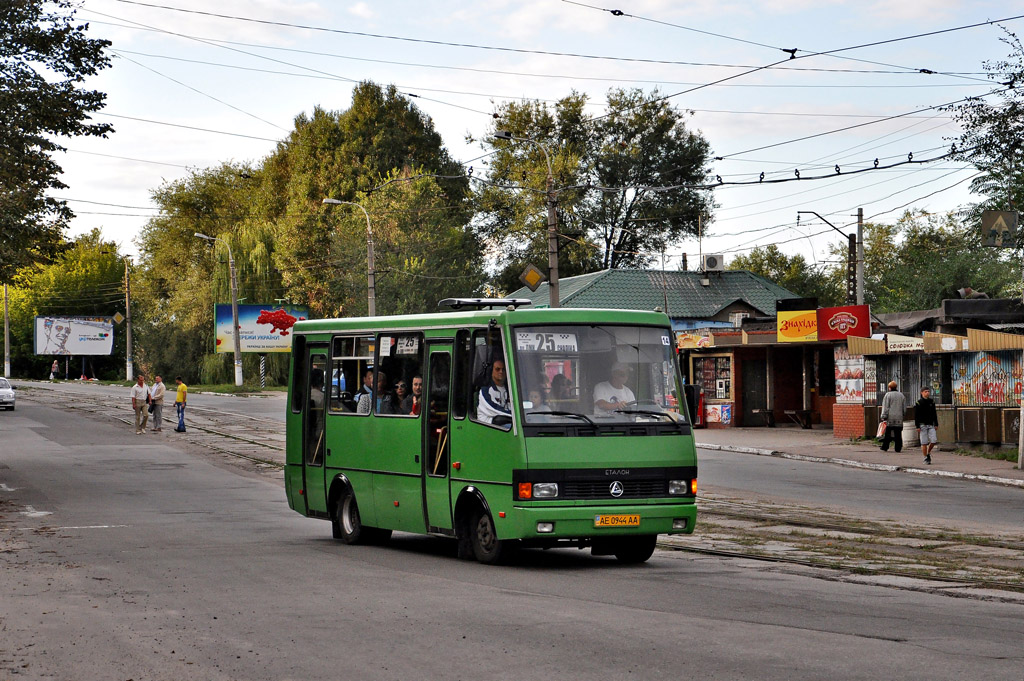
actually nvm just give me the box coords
[470,510,517,565]
[612,535,658,564]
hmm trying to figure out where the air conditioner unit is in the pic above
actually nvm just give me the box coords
[729,312,749,327]
[702,254,725,272]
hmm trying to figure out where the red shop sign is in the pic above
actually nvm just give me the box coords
[816,305,870,341]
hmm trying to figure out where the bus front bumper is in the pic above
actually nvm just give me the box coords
[507,501,696,539]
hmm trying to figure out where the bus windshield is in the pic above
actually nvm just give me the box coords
[512,324,685,427]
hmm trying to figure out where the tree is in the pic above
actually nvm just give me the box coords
[945,30,1024,222]
[827,211,1017,313]
[0,1,112,282]
[6,230,125,378]
[728,246,841,306]
[267,83,473,316]
[474,88,714,292]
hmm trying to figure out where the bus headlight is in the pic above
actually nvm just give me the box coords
[669,479,690,495]
[532,482,559,498]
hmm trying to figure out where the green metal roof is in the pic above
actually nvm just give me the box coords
[508,269,798,318]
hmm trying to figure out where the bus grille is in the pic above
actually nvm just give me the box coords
[561,480,668,499]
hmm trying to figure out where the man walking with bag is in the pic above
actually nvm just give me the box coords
[879,380,906,453]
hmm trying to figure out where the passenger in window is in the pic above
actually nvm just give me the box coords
[357,370,391,414]
[394,380,409,413]
[355,368,374,410]
[550,373,572,402]
[593,362,635,415]
[526,388,551,413]
[477,359,511,426]
[402,375,423,416]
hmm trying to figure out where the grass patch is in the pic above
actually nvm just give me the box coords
[954,447,1020,462]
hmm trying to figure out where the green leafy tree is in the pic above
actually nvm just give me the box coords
[267,83,471,316]
[475,88,714,292]
[0,0,112,282]
[827,211,1017,312]
[945,30,1024,222]
[6,230,125,378]
[728,245,841,306]
[135,163,282,384]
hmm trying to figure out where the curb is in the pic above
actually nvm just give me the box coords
[697,442,1024,489]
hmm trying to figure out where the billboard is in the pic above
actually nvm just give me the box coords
[34,316,114,355]
[215,304,309,353]
[777,309,818,342]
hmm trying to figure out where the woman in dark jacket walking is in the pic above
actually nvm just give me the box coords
[914,387,938,465]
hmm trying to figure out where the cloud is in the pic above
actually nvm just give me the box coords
[348,2,374,20]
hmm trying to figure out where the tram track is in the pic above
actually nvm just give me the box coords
[17,385,285,469]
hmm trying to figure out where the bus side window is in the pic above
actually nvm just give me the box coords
[329,335,374,415]
[374,333,423,416]
[452,330,470,420]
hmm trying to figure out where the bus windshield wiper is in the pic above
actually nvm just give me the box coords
[613,408,676,421]
[544,410,596,427]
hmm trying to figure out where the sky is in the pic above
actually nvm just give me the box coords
[56,0,1024,274]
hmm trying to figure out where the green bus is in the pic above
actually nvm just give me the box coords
[284,299,697,564]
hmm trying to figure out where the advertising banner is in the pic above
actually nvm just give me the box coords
[834,345,865,404]
[676,332,713,350]
[816,304,870,341]
[215,305,310,353]
[777,309,818,342]
[34,316,114,355]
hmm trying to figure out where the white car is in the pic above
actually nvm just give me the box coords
[0,378,14,411]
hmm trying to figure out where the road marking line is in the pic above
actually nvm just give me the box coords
[19,505,53,517]
[0,483,18,492]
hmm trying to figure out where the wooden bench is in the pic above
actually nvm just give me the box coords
[751,408,775,427]
[784,409,813,429]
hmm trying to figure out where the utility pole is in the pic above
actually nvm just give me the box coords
[321,199,376,316]
[494,131,559,307]
[195,233,244,386]
[796,211,856,304]
[3,284,10,378]
[124,258,133,381]
[857,207,865,305]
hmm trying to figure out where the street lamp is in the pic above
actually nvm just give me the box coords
[796,210,861,305]
[322,198,376,316]
[494,130,560,308]
[101,251,134,381]
[195,232,243,387]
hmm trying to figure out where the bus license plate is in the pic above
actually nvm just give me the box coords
[594,514,640,527]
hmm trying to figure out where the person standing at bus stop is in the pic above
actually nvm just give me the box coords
[174,376,188,432]
[879,380,906,453]
[915,387,938,465]
[130,374,149,435]
[150,375,166,432]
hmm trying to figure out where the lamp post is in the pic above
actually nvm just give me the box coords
[195,232,243,387]
[796,210,860,305]
[494,130,560,308]
[322,198,376,316]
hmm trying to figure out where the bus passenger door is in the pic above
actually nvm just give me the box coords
[303,347,329,514]
[423,347,453,532]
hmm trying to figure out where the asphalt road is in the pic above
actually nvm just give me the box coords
[3,401,1024,680]
[698,447,1024,533]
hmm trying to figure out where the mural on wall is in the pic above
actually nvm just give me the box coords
[706,404,732,424]
[834,345,865,404]
[952,351,1024,406]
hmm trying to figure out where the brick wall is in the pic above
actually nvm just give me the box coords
[833,403,864,439]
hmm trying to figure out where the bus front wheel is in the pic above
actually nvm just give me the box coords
[612,535,658,564]
[470,510,517,565]
[337,491,365,544]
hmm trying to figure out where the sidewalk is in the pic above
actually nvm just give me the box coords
[695,425,1024,488]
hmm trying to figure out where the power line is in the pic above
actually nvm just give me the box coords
[100,112,281,142]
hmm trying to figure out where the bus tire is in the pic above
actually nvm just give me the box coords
[470,509,517,565]
[613,535,658,564]
[338,490,367,545]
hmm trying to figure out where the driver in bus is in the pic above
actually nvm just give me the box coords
[477,359,511,427]
[593,362,635,415]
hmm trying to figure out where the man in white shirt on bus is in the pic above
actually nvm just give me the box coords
[594,362,635,415]
[477,359,511,427]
